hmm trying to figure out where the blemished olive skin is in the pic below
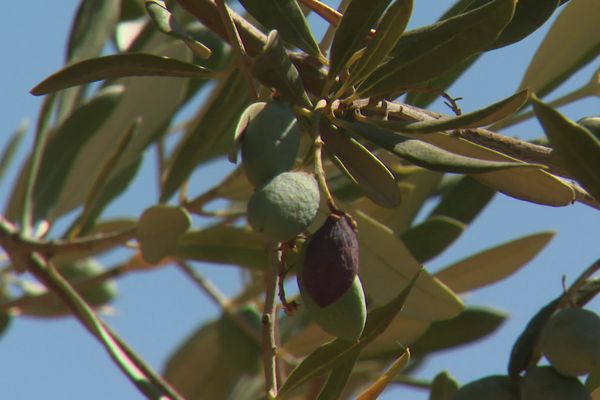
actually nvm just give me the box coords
[247,171,320,242]
[217,305,262,374]
[541,308,600,377]
[241,101,301,188]
[520,366,591,400]
[453,375,518,400]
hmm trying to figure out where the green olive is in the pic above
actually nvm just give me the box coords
[453,375,518,400]
[520,366,591,400]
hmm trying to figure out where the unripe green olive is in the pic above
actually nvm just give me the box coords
[520,366,591,400]
[577,116,600,140]
[217,305,261,374]
[247,171,320,242]
[241,102,301,188]
[541,308,600,377]
[453,375,518,400]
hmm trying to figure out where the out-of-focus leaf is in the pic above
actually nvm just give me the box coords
[532,95,600,202]
[251,31,312,108]
[410,307,507,356]
[508,296,560,379]
[321,122,401,208]
[53,41,191,217]
[68,0,120,64]
[328,0,392,82]
[357,0,516,97]
[586,366,600,393]
[398,130,576,207]
[430,371,459,400]
[361,316,430,358]
[146,0,211,58]
[161,69,250,202]
[317,348,361,400]
[365,90,529,133]
[519,0,600,97]
[346,0,413,88]
[137,206,191,264]
[435,231,555,294]
[428,175,496,225]
[163,321,241,399]
[400,216,466,263]
[31,86,125,220]
[355,211,463,321]
[337,119,536,174]
[356,349,410,400]
[0,312,11,337]
[121,0,146,21]
[0,121,27,186]
[31,53,212,96]
[239,0,322,58]
[279,270,421,397]
[170,226,267,270]
[487,0,560,50]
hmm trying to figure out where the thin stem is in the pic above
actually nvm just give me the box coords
[314,137,338,213]
[176,261,229,307]
[214,0,258,100]
[263,243,281,399]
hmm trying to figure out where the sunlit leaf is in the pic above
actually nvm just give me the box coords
[31,53,212,96]
[358,0,516,97]
[356,349,410,400]
[400,216,465,263]
[519,0,600,97]
[328,0,392,82]
[410,307,507,356]
[171,226,267,270]
[239,0,322,58]
[251,30,312,108]
[355,211,463,321]
[435,231,555,294]
[137,206,191,264]
[321,122,401,208]
[532,95,600,202]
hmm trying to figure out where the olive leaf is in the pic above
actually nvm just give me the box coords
[430,371,459,400]
[400,216,466,263]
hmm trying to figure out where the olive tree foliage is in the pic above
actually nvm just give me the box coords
[1,0,599,399]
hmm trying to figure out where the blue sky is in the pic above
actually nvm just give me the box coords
[1,1,599,399]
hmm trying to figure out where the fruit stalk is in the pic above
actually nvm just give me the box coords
[263,243,282,398]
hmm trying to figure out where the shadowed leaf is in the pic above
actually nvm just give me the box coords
[400,216,466,263]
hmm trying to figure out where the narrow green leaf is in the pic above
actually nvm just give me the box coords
[321,122,401,208]
[532,95,600,202]
[239,0,322,58]
[171,226,267,270]
[435,231,555,294]
[67,0,120,63]
[430,371,459,400]
[487,0,560,50]
[355,349,410,399]
[358,0,516,97]
[520,0,600,97]
[347,0,413,87]
[337,119,537,174]
[328,0,393,81]
[428,175,496,225]
[278,270,421,397]
[317,348,361,400]
[137,206,191,264]
[31,53,212,96]
[146,0,212,58]
[400,216,466,263]
[365,90,529,133]
[161,69,250,202]
[410,307,508,356]
[32,86,125,220]
[163,321,242,399]
[355,211,463,321]
[251,31,312,108]
[0,121,27,186]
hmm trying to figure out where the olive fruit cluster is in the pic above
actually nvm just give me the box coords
[240,102,320,242]
[540,307,600,378]
[297,215,367,341]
